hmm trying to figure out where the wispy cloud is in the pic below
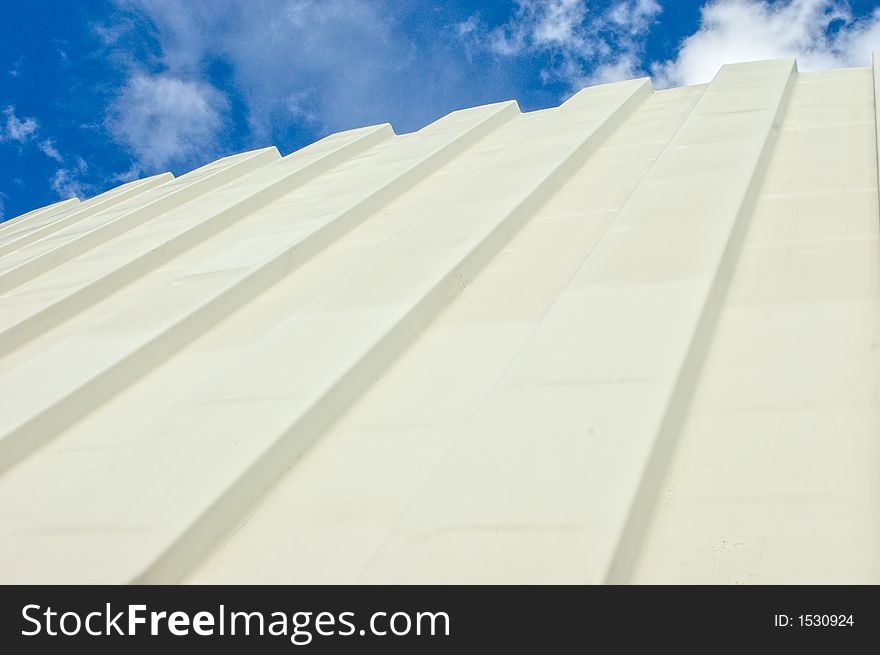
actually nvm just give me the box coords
[652,0,880,87]
[7,56,24,78]
[1,106,90,201]
[38,139,63,162]
[99,0,502,172]
[459,0,662,90]
[1,106,39,143]
[50,157,90,199]
[106,73,229,172]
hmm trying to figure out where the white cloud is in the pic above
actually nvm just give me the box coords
[111,163,144,184]
[38,139,63,162]
[8,56,24,78]
[50,157,90,199]
[105,0,511,146]
[459,0,661,90]
[589,0,663,84]
[652,0,880,87]
[0,106,88,202]
[106,73,229,171]
[93,19,135,47]
[88,0,877,186]
[1,106,38,143]
[457,14,481,39]
[487,0,589,55]
[140,0,417,134]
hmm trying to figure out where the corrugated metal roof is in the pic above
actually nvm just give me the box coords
[0,56,877,584]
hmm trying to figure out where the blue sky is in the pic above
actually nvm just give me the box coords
[1,0,879,221]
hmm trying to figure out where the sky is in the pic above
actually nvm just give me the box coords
[1,0,879,222]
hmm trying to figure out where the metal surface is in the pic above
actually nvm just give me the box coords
[0,57,877,584]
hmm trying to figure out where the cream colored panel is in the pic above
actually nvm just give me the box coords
[188,84,707,584]
[0,58,876,585]
[630,67,880,584]
[359,60,796,584]
[0,173,174,258]
[0,79,649,583]
[0,198,81,235]
[0,148,278,291]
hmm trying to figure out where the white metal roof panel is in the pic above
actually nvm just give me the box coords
[0,56,877,583]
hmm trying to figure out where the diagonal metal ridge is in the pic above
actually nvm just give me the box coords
[0,101,520,479]
[0,125,393,358]
[0,148,279,295]
[602,59,798,584]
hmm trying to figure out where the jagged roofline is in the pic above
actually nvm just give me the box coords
[4,54,878,220]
